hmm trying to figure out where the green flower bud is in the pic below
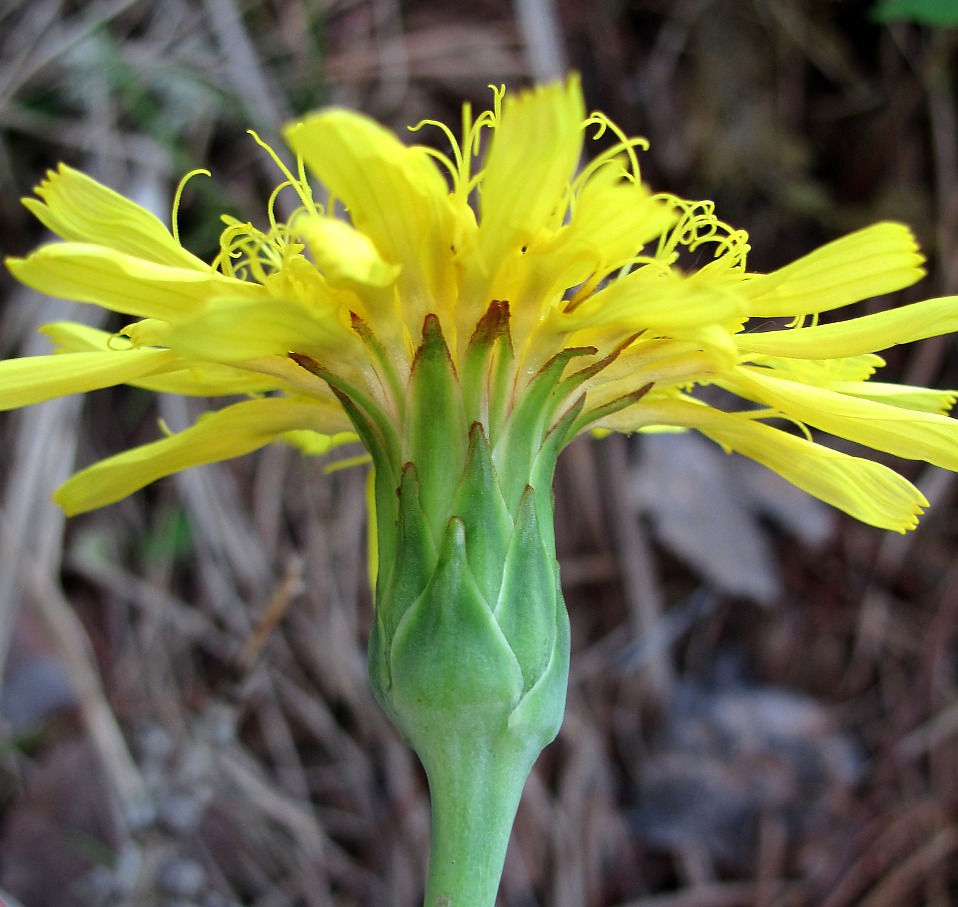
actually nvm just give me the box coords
[339,310,574,906]
[369,436,570,761]
[366,311,571,761]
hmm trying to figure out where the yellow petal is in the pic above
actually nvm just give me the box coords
[54,396,351,514]
[23,165,206,269]
[740,223,925,317]
[134,367,284,397]
[516,168,676,308]
[745,353,884,385]
[0,348,177,410]
[561,267,743,332]
[296,215,400,288]
[7,244,263,320]
[585,343,718,401]
[736,295,958,359]
[284,108,455,305]
[599,398,927,532]
[36,321,284,396]
[40,321,339,398]
[826,381,958,415]
[701,413,926,533]
[39,321,132,353]
[729,366,958,470]
[561,163,676,272]
[157,296,359,363]
[477,77,585,269]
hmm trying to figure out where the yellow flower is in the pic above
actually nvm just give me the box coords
[3,76,958,532]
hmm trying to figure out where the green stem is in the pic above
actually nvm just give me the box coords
[422,730,537,907]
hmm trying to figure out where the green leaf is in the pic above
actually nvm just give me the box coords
[873,0,958,26]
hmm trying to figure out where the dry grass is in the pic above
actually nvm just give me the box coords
[1,1,957,905]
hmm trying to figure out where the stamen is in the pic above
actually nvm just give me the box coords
[170,168,211,244]
[580,112,649,183]
[248,130,317,215]
[650,195,749,275]
[296,154,314,206]
[410,117,461,159]
[212,219,250,277]
[486,84,506,123]
[265,180,293,231]
[409,117,465,191]
[416,145,462,191]
[455,87,503,194]
[211,203,313,286]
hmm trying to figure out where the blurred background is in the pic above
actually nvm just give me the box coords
[1,1,957,905]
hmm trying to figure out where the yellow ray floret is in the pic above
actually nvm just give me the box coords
[475,79,585,271]
[599,398,928,532]
[1,76,957,532]
[54,396,353,515]
[740,223,926,317]
[736,295,958,359]
[23,164,209,269]
[39,322,285,397]
[8,244,263,321]
[728,366,958,470]
[0,347,177,410]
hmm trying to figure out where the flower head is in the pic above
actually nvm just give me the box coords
[6,74,958,907]
[3,75,958,533]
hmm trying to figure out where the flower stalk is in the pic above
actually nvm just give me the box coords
[421,722,543,907]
